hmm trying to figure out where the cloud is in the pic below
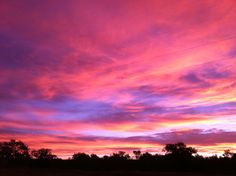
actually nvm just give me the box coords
[227,47,236,58]
[124,129,236,146]
[1,0,236,157]
[181,101,236,115]
[202,67,231,79]
[154,129,236,145]
[181,73,204,84]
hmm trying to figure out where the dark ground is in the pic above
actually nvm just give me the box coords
[0,169,235,176]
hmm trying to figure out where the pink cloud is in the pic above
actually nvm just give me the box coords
[0,0,236,157]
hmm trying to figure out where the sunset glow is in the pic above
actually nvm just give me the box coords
[0,0,236,158]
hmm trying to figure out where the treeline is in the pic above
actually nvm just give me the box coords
[0,139,236,172]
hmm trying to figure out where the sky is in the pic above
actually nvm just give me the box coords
[0,0,236,158]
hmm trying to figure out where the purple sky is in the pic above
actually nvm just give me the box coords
[0,0,236,158]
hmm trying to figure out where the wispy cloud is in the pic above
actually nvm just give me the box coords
[0,0,236,157]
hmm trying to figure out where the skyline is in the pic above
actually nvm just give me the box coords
[0,0,236,158]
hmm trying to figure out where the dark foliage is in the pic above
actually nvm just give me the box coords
[163,142,197,159]
[109,151,130,160]
[72,152,91,160]
[133,150,141,160]
[0,139,30,160]
[0,139,235,173]
[31,148,57,160]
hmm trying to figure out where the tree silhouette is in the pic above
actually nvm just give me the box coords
[31,148,57,160]
[163,142,197,158]
[110,151,130,160]
[0,139,30,160]
[72,152,90,160]
[90,154,100,160]
[133,150,141,160]
[139,152,153,160]
[223,149,234,158]
[0,139,236,172]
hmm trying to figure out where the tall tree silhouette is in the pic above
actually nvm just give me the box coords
[0,139,30,160]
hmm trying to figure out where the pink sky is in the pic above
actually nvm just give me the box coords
[0,0,236,158]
